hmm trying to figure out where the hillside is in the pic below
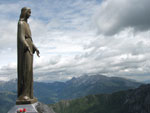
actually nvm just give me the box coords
[0,74,141,113]
[0,91,16,113]
[60,75,140,99]
[51,84,150,113]
[0,75,141,104]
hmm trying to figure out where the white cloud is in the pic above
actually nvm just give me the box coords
[80,29,150,81]
[0,0,150,82]
[94,0,150,35]
[0,0,100,82]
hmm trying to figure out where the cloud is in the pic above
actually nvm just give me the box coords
[80,29,150,81]
[30,28,150,82]
[94,0,150,35]
[0,0,98,60]
[0,63,17,81]
[0,0,150,82]
[0,0,101,82]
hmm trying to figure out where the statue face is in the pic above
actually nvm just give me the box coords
[26,9,31,19]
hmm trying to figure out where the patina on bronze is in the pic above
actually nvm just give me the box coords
[16,7,40,105]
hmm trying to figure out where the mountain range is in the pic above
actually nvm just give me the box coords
[0,74,141,113]
[0,74,141,104]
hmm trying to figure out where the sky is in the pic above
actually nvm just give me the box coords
[0,0,150,82]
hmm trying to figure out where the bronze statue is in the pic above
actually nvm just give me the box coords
[17,7,40,104]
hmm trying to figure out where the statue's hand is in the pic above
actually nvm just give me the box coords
[36,49,40,57]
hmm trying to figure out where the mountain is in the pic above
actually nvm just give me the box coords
[0,91,16,113]
[0,74,142,113]
[142,80,150,84]
[0,79,16,92]
[61,75,141,99]
[51,84,150,113]
[0,74,141,104]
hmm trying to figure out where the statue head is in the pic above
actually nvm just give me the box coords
[19,7,31,21]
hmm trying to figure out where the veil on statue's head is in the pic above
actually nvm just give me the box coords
[19,7,31,21]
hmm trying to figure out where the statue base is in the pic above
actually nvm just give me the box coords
[8,102,56,113]
[16,98,38,105]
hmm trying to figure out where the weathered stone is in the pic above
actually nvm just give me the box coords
[8,102,55,113]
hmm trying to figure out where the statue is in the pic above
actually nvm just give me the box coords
[16,7,40,104]
[8,7,56,113]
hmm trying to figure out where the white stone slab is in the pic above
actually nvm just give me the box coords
[8,102,38,113]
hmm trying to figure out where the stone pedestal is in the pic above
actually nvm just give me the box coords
[8,102,55,113]
[16,98,38,105]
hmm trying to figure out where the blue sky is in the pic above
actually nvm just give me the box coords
[0,0,150,82]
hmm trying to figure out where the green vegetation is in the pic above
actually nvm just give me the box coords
[51,84,150,113]
[51,91,128,113]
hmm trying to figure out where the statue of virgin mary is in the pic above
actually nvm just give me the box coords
[17,7,40,104]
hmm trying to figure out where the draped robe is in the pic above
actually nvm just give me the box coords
[17,20,36,100]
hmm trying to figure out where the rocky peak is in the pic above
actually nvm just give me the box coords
[124,84,150,113]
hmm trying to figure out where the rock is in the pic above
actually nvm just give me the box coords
[124,84,150,113]
[36,102,56,113]
[8,102,56,113]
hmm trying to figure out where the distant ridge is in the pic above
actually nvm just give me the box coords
[0,74,141,103]
[0,74,141,112]
[51,84,150,113]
